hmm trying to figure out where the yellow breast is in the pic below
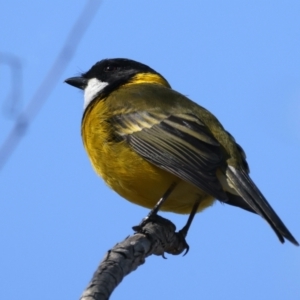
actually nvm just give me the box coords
[81,93,215,214]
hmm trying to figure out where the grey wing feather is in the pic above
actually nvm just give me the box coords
[113,112,228,200]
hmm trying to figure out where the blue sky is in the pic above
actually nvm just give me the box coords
[1,1,299,299]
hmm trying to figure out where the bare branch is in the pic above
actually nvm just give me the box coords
[80,215,188,300]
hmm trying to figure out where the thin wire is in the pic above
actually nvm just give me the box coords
[0,0,102,171]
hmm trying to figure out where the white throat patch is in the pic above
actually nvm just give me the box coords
[84,78,109,110]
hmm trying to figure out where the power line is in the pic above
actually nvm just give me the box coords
[0,0,102,171]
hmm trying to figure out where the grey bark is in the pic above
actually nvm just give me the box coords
[80,215,188,300]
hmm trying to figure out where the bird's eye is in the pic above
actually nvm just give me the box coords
[104,65,119,72]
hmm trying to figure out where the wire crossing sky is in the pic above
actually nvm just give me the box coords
[0,0,101,170]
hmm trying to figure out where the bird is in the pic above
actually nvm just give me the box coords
[65,58,298,246]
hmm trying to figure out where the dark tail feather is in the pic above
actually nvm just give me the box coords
[226,166,299,246]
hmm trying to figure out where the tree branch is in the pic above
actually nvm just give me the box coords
[80,215,188,300]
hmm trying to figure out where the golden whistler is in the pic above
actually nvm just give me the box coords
[65,58,298,246]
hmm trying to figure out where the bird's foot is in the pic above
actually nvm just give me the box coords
[133,214,190,256]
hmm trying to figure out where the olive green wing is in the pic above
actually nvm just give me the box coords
[111,110,228,201]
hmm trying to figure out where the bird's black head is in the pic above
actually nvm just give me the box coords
[84,58,159,84]
[65,58,166,89]
[65,58,170,110]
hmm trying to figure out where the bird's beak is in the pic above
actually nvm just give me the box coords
[65,77,88,90]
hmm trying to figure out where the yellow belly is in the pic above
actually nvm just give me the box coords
[81,100,215,214]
